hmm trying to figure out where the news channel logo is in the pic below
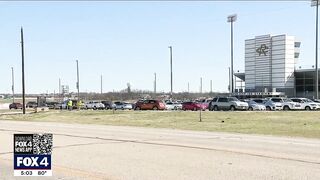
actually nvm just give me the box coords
[14,133,53,176]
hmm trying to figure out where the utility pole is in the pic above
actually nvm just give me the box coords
[210,80,212,93]
[227,14,237,94]
[11,67,15,103]
[76,60,80,110]
[154,72,157,94]
[21,27,26,114]
[169,46,173,97]
[312,0,319,99]
[59,78,61,95]
[100,74,103,94]
[188,82,190,93]
[200,77,203,94]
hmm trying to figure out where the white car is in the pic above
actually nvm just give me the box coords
[265,98,283,111]
[265,98,301,111]
[165,102,182,110]
[245,100,266,111]
[85,101,105,110]
[282,98,301,110]
[113,102,133,110]
[290,98,320,110]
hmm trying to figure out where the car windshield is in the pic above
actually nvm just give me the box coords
[284,99,293,102]
[249,101,257,104]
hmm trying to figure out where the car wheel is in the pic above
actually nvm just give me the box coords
[135,106,140,110]
[193,107,197,111]
[305,106,311,111]
[213,106,218,111]
[248,107,253,111]
[283,106,290,111]
[174,106,177,110]
[153,106,158,110]
[230,106,235,111]
[266,106,272,111]
[93,106,97,110]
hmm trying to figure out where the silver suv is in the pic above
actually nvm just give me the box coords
[209,97,248,111]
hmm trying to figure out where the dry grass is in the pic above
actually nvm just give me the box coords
[0,110,319,138]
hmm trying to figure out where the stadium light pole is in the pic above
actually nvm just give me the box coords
[20,27,26,114]
[228,67,231,93]
[227,14,237,94]
[210,79,212,93]
[11,67,15,103]
[76,60,80,110]
[168,46,173,98]
[312,0,319,99]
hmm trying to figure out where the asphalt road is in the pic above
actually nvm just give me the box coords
[0,120,319,180]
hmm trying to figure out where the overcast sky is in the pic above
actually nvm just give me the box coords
[0,1,316,94]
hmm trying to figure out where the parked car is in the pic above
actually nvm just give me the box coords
[134,100,166,110]
[312,99,320,103]
[196,99,210,110]
[54,102,63,109]
[290,98,320,110]
[251,98,268,104]
[113,101,133,110]
[165,102,182,110]
[265,97,301,111]
[101,101,114,110]
[265,98,283,111]
[58,100,79,109]
[182,101,203,111]
[245,100,266,111]
[26,101,37,108]
[45,102,58,109]
[85,101,105,110]
[9,103,23,109]
[209,97,248,111]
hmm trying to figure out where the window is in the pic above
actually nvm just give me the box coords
[271,98,282,102]
[218,98,228,102]
[228,97,239,102]
[291,99,300,103]
[253,99,262,103]
[212,98,218,102]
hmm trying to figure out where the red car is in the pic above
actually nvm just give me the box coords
[134,100,166,110]
[196,99,210,110]
[9,103,23,109]
[182,101,204,111]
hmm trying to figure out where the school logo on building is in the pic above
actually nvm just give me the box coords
[256,44,269,56]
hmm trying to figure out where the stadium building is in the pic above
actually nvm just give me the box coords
[234,34,320,99]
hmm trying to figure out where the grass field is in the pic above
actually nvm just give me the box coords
[0,110,319,138]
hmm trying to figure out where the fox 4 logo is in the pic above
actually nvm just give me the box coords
[14,155,51,170]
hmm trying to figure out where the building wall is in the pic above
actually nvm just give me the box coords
[244,34,298,96]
